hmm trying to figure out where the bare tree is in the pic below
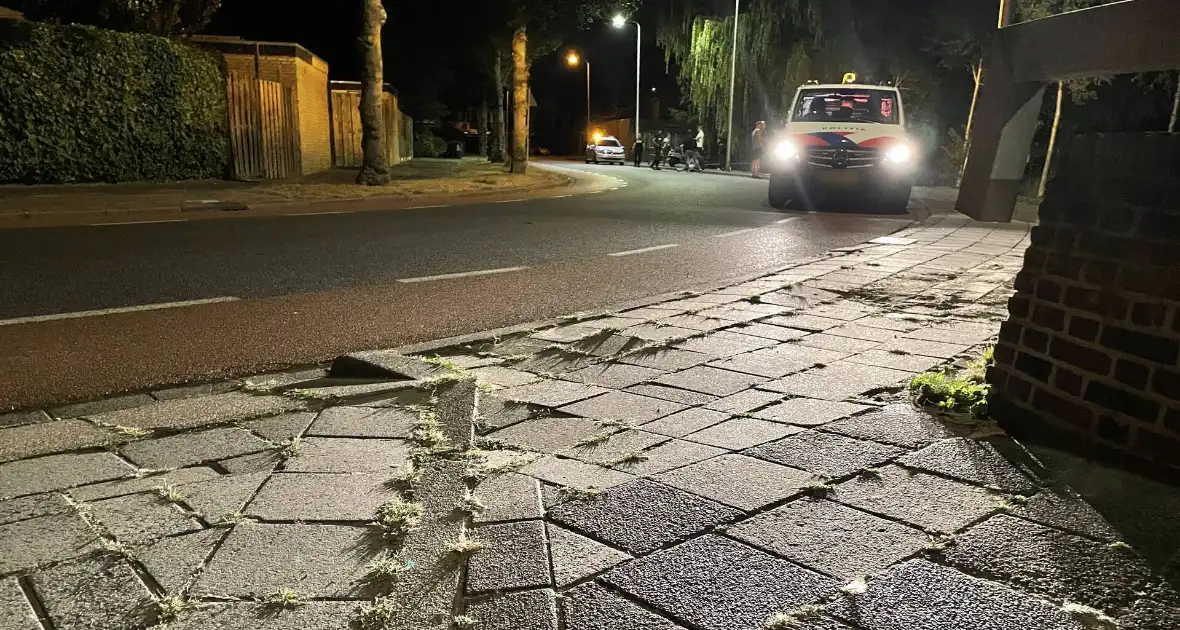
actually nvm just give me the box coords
[489,52,507,163]
[357,0,390,186]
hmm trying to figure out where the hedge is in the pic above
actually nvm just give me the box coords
[0,20,229,184]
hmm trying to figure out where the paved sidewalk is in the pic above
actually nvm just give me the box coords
[2,215,1178,629]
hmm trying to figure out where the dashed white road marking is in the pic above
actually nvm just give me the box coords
[397,266,530,284]
[608,244,680,257]
[773,217,803,225]
[0,297,241,327]
[713,228,758,238]
[406,205,449,210]
[493,199,526,204]
[552,195,572,199]
[88,219,188,226]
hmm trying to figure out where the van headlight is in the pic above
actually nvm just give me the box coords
[884,143,913,166]
[774,141,801,162]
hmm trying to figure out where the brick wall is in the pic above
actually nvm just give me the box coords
[991,133,1180,476]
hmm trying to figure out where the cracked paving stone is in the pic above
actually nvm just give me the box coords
[549,478,741,555]
[1009,488,1121,541]
[563,582,682,630]
[1,577,39,630]
[831,465,1000,533]
[944,514,1158,615]
[89,492,202,545]
[69,468,220,503]
[241,368,326,392]
[640,407,729,438]
[49,393,156,419]
[676,331,777,356]
[180,472,269,520]
[470,365,544,388]
[87,392,305,431]
[655,367,768,397]
[281,438,410,473]
[684,417,801,450]
[468,520,551,593]
[120,427,272,469]
[488,416,606,454]
[573,333,649,358]
[0,419,115,463]
[797,333,882,354]
[655,314,733,333]
[624,384,718,406]
[192,523,371,598]
[728,322,810,342]
[467,589,558,630]
[218,450,284,474]
[0,492,71,526]
[0,511,100,575]
[163,601,358,630]
[897,438,1038,493]
[759,363,911,401]
[137,528,225,593]
[30,555,154,630]
[518,456,634,490]
[560,391,687,425]
[512,350,602,375]
[0,410,51,429]
[532,324,610,343]
[752,398,871,427]
[707,389,785,417]
[826,559,1086,630]
[151,380,241,401]
[764,314,848,333]
[498,380,609,408]
[561,430,668,467]
[611,439,727,476]
[624,324,700,344]
[306,406,416,439]
[879,338,971,359]
[246,473,394,521]
[747,430,904,478]
[330,350,444,380]
[823,404,963,449]
[477,396,541,432]
[547,524,632,586]
[847,350,944,373]
[603,534,837,630]
[474,472,543,523]
[244,411,317,442]
[620,348,713,372]
[730,499,927,579]
[707,350,813,379]
[654,454,814,511]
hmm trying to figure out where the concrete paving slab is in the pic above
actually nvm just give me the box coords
[897,438,1038,493]
[466,589,558,630]
[29,555,154,630]
[759,363,911,401]
[49,393,156,419]
[547,524,632,587]
[748,430,904,478]
[561,430,668,467]
[563,582,683,630]
[119,427,272,469]
[730,499,927,578]
[0,419,114,463]
[624,384,719,406]
[846,350,944,373]
[655,367,767,397]
[560,391,686,425]
[519,456,635,490]
[705,389,784,414]
[488,416,606,454]
[164,601,358,630]
[620,348,713,372]
[0,577,39,630]
[640,407,729,438]
[752,398,871,428]
[243,411,317,442]
[675,333,772,358]
[498,380,608,408]
[654,454,813,511]
[469,365,544,388]
[89,492,202,545]
[532,324,611,343]
[610,439,727,476]
[826,559,1086,630]
[548,479,741,555]
[87,392,304,431]
[476,395,541,432]
[281,438,411,473]
[474,472,543,523]
[306,406,416,439]
[624,324,700,344]
[69,467,220,503]
[824,324,901,343]
[0,492,71,526]
[468,520,551,593]
[0,511,100,575]
[137,528,225,593]
[684,417,801,450]
[330,350,445,380]
[150,380,241,401]
[218,450,283,474]
[823,404,963,449]
[764,314,848,333]
[797,333,882,354]
[707,351,813,379]
[879,338,971,359]
[246,472,393,522]
[832,465,1000,533]
[603,534,837,630]
[1009,488,1122,541]
[727,322,811,342]
[170,471,265,521]
[0,410,50,429]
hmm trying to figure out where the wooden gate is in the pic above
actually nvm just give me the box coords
[226,73,302,180]
[331,90,364,168]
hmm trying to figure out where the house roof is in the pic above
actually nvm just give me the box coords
[0,7,25,19]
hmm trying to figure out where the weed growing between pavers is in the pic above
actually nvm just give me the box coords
[448,529,484,555]
[909,345,993,418]
[572,433,612,449]
[765,604,824,629]
[610,452,650,467]
[212,511,249,526]
[375,498,424,539]
[354,596,400,630]
[924,534,957,557]
[156,483,187,503]
[458,491,486,515]
[840,576,868,595]
[453,614,478,628]
[116,425,153,439]
[281,436,304,458]
[556,486,603,503]
[364,551,413,583]
[799,476,835,499]
[263,588,307,608]
[1062,603,1118,629]
[154,594,198,621]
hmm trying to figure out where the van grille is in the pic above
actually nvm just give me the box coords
[806,147,878,169]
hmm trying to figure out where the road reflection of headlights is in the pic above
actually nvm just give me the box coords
[884,143,913,166]
[774,141,800,161]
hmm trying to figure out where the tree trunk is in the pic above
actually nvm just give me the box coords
[489,54,506,163]
[356,0,389,185]
[478,97,490,158]
[956,62,984,187]
[510,27,529,175]
[1038,81,1064,199]
[1169,71,1180,133]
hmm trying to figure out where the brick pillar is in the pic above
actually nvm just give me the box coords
[991,133,1180,477]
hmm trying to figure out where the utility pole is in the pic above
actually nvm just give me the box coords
[724,0,739,171]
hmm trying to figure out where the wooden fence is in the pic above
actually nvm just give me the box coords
[330,89,411,168]
[226,73,302,180]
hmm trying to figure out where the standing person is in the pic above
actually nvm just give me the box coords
[694,127,705,171]
[751,121,767,178]
[633,136,644,167]
[681,132,697,172]
[649,131,664,170]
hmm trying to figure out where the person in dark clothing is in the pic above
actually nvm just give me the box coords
[633,138,644,167]
[649,132,665,170]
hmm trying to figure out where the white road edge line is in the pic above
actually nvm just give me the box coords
[773,217,802,225]
[406,205,449,210]
[0,297,241,327]
[493,199,526,204]
[397,266,530,284]
[608,244,680,257]
[88,219,188,226]
[713,228,758,238]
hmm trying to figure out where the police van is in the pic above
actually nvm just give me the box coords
[768,73,915,212]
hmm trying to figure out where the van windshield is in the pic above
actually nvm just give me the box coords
[597,139,621,147]
[793,88,899,124]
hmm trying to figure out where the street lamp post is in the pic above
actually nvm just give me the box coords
[566,52,590,148]
[724,0,740,172]
[613,14,641,150]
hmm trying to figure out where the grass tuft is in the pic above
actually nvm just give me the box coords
[365,551,412,582]
[925,535,957,555]
[155,594,197,621]
[557,486,603,502]
[421,355,465,372]
[765,604,824,629]
[453,614,479,628]
[448,530,484,555]
[156,483,187,503]
[354,597,400,630]
[610,452,651,467]
[909,346,993,419]
[799,476,834,499]
[213,511,249,526]
[281,436,304,458]
[116,425,152,439]
[263,588,307,608]
[1062,602,1118,629]
[572,433,612,449]
[375,498,424,539]
[458,492,487,515]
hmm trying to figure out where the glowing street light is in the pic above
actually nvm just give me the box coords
[565,51,591,146]
[566,52,580,67]
[611,14,626,28]
[612,14,641,147]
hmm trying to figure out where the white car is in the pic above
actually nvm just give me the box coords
[585,136,626,164]
[768,79,915,212]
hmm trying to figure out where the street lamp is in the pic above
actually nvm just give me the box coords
[724,0,740,171]
[612,14,641,149]
[566,51,591,147]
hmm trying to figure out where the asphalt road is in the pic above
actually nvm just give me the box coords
[0,162,913,408]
